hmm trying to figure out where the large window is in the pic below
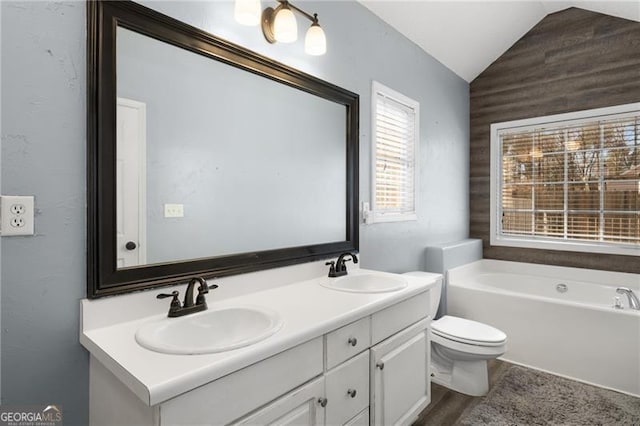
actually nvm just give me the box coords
[370,81,419,223]
[491,103,639,256]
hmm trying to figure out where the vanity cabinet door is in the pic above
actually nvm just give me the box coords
[233,377,325,426]
[370,318,430,426]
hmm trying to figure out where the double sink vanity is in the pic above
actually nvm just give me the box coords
[81,262,441,425]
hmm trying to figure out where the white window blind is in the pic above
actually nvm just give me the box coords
[491,103,640,256]
[370,82,419,223]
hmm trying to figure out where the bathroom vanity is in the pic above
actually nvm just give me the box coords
[81,267,441,425]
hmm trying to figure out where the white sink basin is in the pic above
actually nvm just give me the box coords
[135,306,284,355]
[320,272,408,293]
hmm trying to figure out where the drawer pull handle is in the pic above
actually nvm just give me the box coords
[347,389,357,398]
[348,337,358,347]
[377,362,385,370]
[317,397,328,407]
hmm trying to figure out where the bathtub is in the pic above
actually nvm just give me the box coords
[446,259,640,397]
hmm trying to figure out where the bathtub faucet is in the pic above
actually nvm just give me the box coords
[616,287,640,310]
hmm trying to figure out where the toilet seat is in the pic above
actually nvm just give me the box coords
[431,332,506,357]
[432,316,506,347]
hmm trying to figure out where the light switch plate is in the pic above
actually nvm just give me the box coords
[164,203,184,218]
[1,195,35,236]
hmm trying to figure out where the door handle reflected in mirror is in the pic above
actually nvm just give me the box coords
[125,241,137,250]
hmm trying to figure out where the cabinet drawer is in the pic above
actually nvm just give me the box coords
[325,316,371,370]
[371,291,429,345]
[233,377,325,425]
[325,351,369,426]
[160,337,323,425]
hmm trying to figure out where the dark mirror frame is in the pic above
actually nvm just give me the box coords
[87,0,359,298]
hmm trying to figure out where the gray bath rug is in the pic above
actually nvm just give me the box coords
[457,365,640,426]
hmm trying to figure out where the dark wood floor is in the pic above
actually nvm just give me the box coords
[413,360,511,426]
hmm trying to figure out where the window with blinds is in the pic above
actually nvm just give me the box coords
[491,104,639,256]
[370,82,419,223]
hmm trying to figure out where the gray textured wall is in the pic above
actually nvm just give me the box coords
[1,1,468,424]
[1,1,87,423]
[138,0,471,274]
[0,0,2,400]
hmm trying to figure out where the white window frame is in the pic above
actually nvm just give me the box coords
[490,102,640,257]
[369,81,419,224]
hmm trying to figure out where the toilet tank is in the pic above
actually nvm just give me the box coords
[403,272,442,318]
[425,239,483,318]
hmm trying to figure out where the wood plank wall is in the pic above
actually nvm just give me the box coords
[469,8,640,273]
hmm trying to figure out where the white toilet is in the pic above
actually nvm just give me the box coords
[405,272,507,396]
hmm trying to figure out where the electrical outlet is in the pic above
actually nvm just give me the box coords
[1,195,35,236]
[164,203,184,218]
[10,204,25,215]
[10,217,25,228]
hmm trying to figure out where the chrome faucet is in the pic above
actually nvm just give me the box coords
[616,287,640,310]
[157,277,218,317]
[326,252,359,278]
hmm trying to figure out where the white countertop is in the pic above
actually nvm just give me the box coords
[80,268,441,406]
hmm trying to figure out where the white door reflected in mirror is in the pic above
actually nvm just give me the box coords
[116,97,147,268]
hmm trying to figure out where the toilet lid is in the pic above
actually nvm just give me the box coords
[432,316,506,345]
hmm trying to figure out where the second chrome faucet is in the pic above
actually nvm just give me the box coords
[616,287,640,310]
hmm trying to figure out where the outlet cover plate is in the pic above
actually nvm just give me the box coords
[164,203,184,218]
[1,195,35,236]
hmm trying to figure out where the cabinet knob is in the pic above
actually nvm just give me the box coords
[317,397,328,408]
[125,241,137,250]
[347,337,358,347]
[376,362,385,370]
[347,389,357,398]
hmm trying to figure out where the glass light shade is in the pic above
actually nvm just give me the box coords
[273,6,297,43]
[305,23,326,55]
[234,0,261,26]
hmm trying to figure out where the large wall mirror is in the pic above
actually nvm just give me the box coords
[87,0,359,298]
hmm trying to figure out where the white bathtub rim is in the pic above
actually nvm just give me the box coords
[450,259,640,289]
[447,282,640,316]
[448,259,640,313]
[498,357,640,399]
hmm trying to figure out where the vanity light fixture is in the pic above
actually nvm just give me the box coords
[234,0,326,56]
[269,1,297,43]
[304,18,327,56]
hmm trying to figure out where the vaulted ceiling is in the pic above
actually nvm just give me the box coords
[358,1,640,82]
